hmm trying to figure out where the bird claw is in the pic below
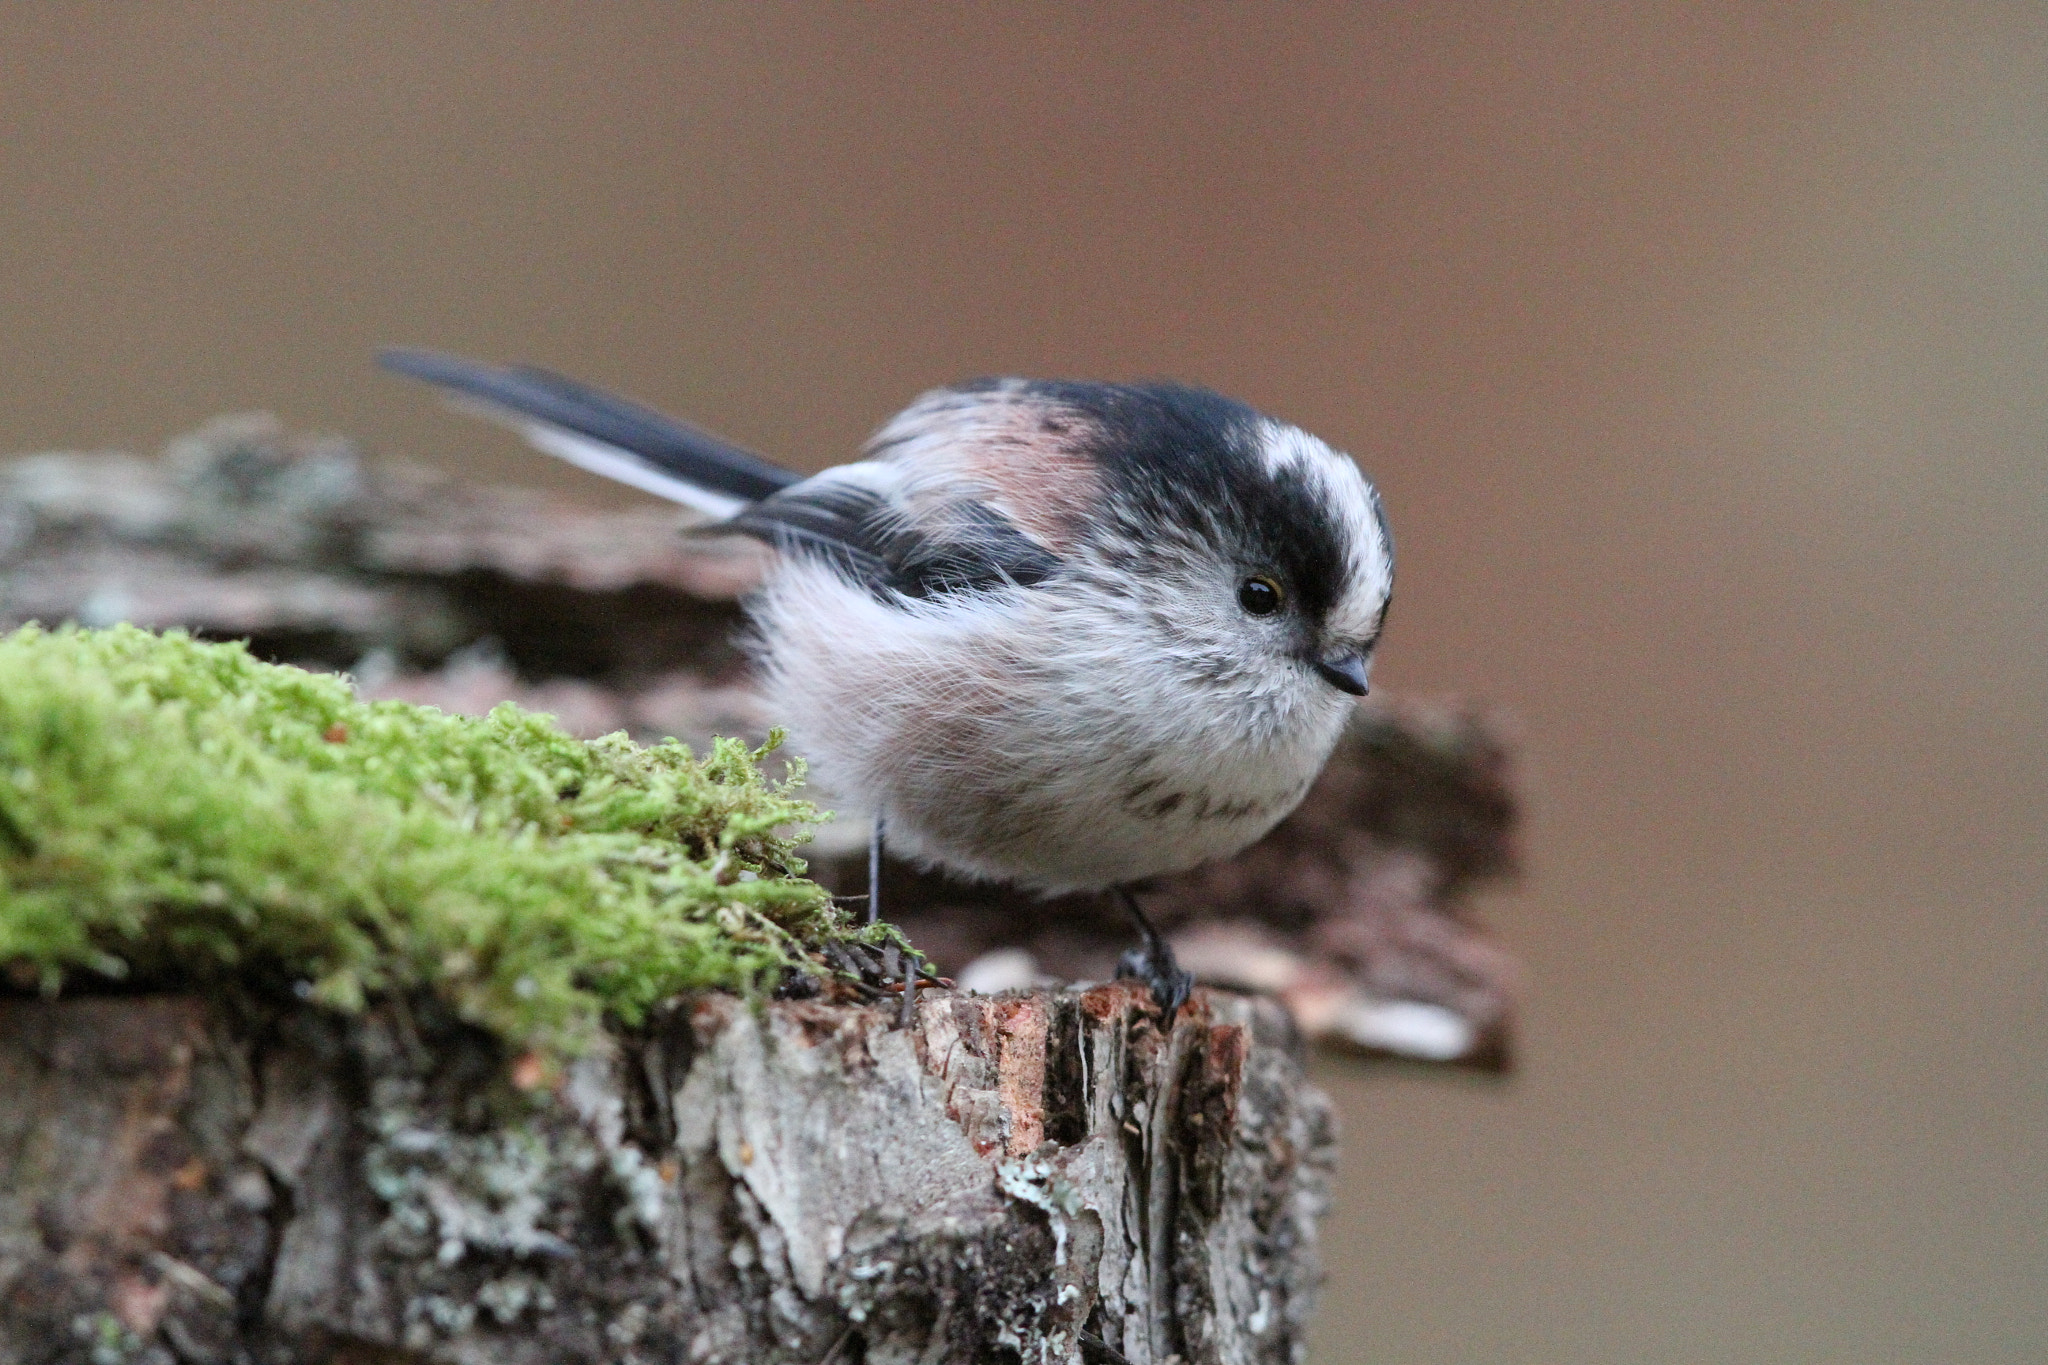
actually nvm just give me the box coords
[1112,886,1194,1016]
[1115,941,1194,1016]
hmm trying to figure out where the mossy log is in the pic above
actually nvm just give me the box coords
[0,984,1332,1365]
[0,418,1522,1360]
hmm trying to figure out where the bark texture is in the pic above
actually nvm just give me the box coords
[0,984,1332,1365]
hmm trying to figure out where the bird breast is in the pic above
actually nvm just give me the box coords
[751,560,1353,894]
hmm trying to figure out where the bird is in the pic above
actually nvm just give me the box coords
[378,348,1394,1014]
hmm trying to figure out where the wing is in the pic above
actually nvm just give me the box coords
[723,471,1061,601]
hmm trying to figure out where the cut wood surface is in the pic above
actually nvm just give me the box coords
[0,985,1333,1364]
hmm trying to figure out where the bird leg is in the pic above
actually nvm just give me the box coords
[867,809,885,926]
[1112,886,1194,1015]
[865,811,918,1025]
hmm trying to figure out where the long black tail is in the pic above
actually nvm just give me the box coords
[377,348,799,516]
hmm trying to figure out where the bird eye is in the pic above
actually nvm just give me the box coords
[1237,575,1284,616]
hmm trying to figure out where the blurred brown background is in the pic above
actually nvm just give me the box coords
[4,4,2044,1360]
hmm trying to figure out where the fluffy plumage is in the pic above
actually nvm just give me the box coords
[380,352,1394,895]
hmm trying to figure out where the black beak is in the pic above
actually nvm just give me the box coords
[1312,652,1370,696]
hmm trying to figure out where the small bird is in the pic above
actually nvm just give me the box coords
[379,350,1394,1012]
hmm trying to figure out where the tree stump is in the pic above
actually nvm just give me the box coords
[0,983,1333,1364]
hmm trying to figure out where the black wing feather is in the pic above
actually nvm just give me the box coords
[728,482,1060,600]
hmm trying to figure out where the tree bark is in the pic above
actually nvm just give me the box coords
[0,983,1333,1364]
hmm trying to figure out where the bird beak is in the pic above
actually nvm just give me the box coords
[1312,651,1370,696]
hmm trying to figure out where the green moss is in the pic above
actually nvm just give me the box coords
[0,624,854,1049]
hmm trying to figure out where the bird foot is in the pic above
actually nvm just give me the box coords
[1110,886,1194,1015]
[1114,938,1194,1016]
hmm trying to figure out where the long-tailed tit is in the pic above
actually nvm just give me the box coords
[379,350,1394,1011]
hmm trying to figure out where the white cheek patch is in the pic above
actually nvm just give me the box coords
[1257,420,1394,637]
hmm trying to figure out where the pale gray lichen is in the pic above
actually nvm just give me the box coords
[365,1076,592,1270]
